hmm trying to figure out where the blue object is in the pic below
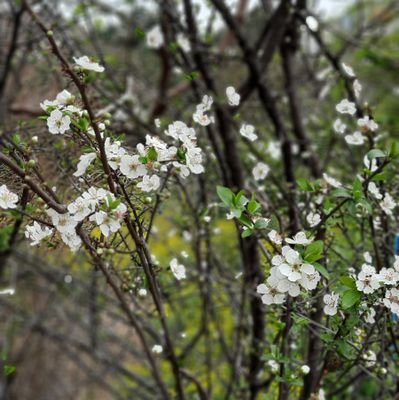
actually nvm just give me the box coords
[395,234,399,256]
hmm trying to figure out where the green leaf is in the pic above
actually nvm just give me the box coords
[77,117,90,132]
[216,186,234,207]
[314,263,329,279]
[233,190,246,207]
[184,71,199,81]
[357,198,372,214]
[231,208,242,218]
[241,228,254,238]
[297,178,314,192]
[352,177,363,201]
[4,365,16,376]
[331,188,351,198]
[134,27,145,38]
[147,147,158,162]
[341,289,361,309]
[238,214,254,229]
[389,141,399,158]
[339,276,357,290]
[366,149,386,160]
[304,241,324,263]
[247,198,260,214]
[254,218,269,230]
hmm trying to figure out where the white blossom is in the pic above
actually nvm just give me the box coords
[193,109,214,126]
[383,288,399,315]
[367,182,382,200]
[267,360,279,373]
[226,86,240,106]
[0,185,18,209]
[333,118,346,134]
[336,99,356,115]
[46,209,77,234]
[92,209,123,237]
[257,282,285,305]
[252,162,270,181]
[353,79,362,98]
[364,307,376,324]
[363,252,372,264]
[25,222,53,246]
[285,231,312,245]
[341,63,355,77]
[380,193,396,216]
[379,267,399,285]
[152,344,163,354]
[268,230,282,245]
[323,173,342,188]
[301,365,310,375]
[73,55,104,72]
[176,33,190,52]
[170,258,186,280]
[345,131,365,145]
[306,212,321,227]
[104,138,126,169]
[323,292,339,316]
[147,26,164,48]
[358,116,378,132]
[68,197,94,222]
[267,141,281,160]
[120,154,147,179]
[47,109,71,134]
[60,230,82,251]
[40,89,75,111]
[363,350,377,367]
[74,153,96,177]
[356,264,379,294]
[299,270,321,291]
[240,124,258,141]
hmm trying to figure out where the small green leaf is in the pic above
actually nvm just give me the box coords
[247,198,260,214]
[339,276,356,289]
[134,27,145,38]
[352,177,363,201]
[238,214,254,229]
[254,218,269,230]
[304,241,324,263]
[357,198,372,213]
[4,365,16,376]
[147,147,158,162]
[389,141,399,158]
[77,117,90,132]
[241,228,254,238]
[341,289,361,309]
[331,188,351,198]
[314,262,329,279]
[297,178,314,192]
[366,149,386,160]
[216,186,234,207]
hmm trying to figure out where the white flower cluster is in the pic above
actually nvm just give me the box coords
[353,258,399,316]
[257,232,321,304]
[70,115,205,191]
[31,187,127,251]
[334,69,378,146]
